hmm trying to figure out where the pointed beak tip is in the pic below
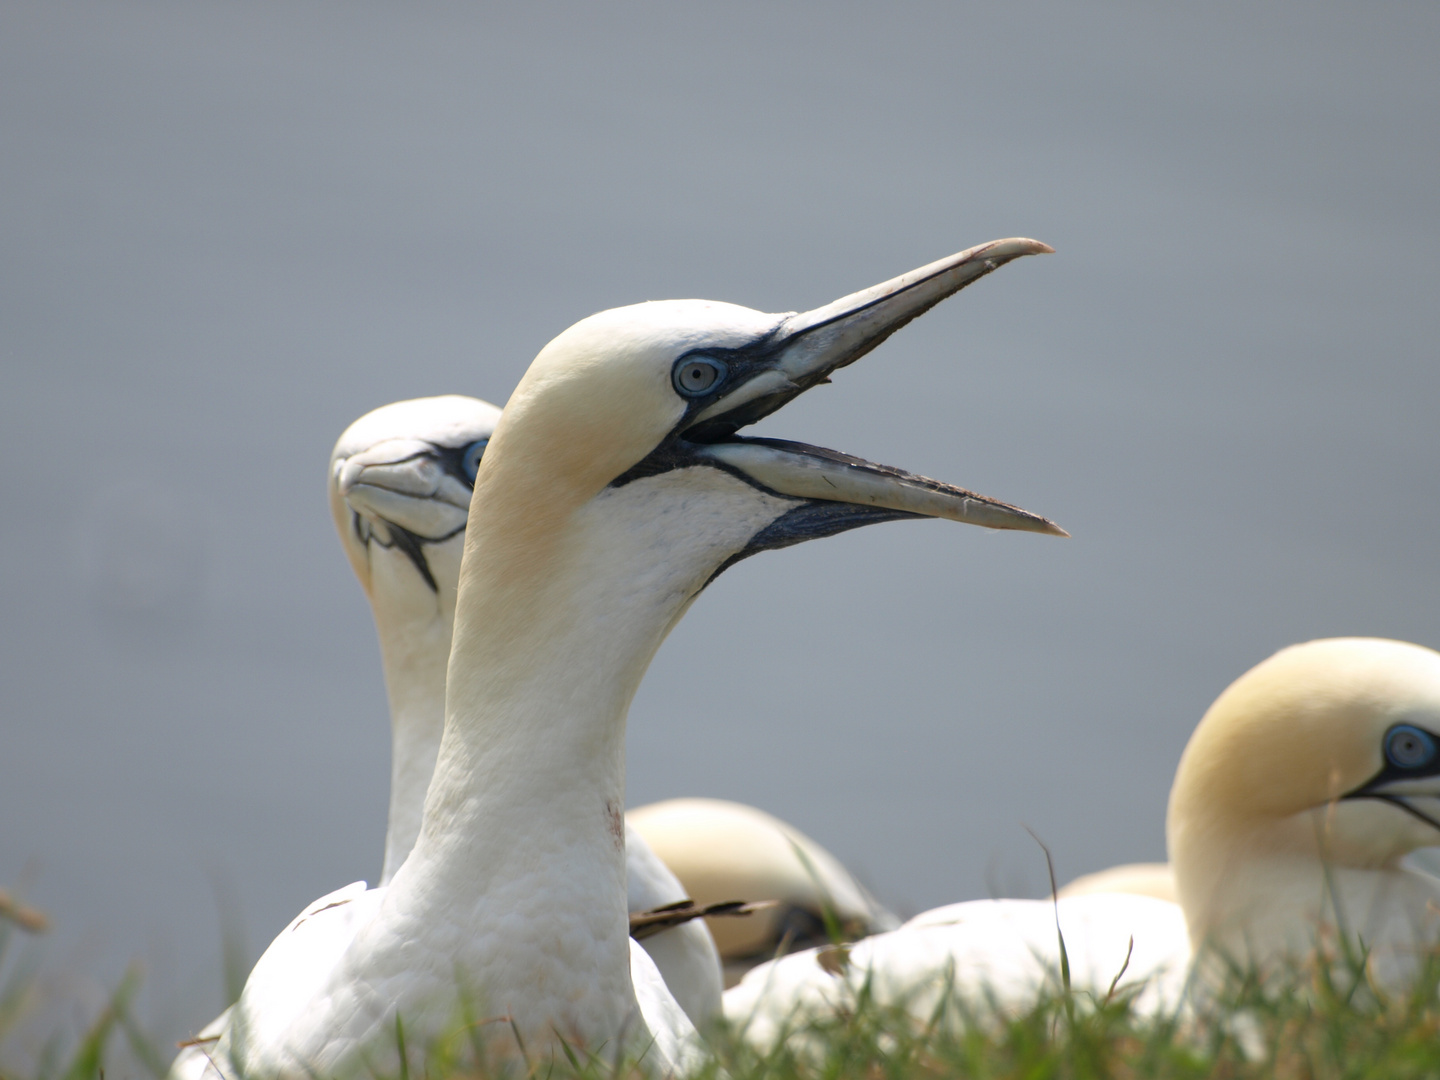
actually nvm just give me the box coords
[991,238,1054,258]
[1016,518,1068,538]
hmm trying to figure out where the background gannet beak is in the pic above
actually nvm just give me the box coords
[337,439,472,543]
[689,238,1054,435]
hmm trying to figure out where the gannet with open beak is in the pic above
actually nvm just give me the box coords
[725,638,1440,1043]
[209,238,1063,1078]
[627,797,899,985]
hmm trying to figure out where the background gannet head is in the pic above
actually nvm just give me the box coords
[328,394,504,884]
[458,239,1068,632]
[627,798,898,985]
[329,394,502,613]
[1168,638,1440,957]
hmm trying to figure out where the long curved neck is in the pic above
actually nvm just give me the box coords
[371,602,451,886]
[388,469,783,1043]
[1171,807,1320,952]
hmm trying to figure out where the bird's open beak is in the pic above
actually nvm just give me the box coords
[684,238,1066,538]
[337,440,472,542]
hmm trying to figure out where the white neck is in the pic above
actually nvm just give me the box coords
[1173,806,1440,981]
[372,606,450,886]
[364,542,463,886]
[386,469,789,1049]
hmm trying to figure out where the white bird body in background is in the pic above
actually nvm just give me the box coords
[202,238,1061,1077]
[725,637,1440,1042]
[725,892,1189,1049]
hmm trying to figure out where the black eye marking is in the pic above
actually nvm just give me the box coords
[672,355,727,397]
[355,514,439,594]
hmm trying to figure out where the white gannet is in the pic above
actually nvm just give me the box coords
[726,637,1440,1041]
[209,238,1063,1078]
[627,797,898,985]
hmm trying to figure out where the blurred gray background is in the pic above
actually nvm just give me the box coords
[2,0,1438,1045]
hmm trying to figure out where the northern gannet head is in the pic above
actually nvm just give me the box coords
[1168,638,1440,961]
[463,238,1066,610]
[627,798,898,985]
[329,395,502,607]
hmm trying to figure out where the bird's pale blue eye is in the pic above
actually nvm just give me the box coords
[461,439,489,483]
[673,356,727,398]
[1385,724,1436,769]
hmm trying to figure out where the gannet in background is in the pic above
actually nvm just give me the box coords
[725,638,1440,1043]
[1170,637,1440,984]
[208,238,1063,1078]
[170,396,722,1080]
[627,797,898,985]
[329,394,502,885]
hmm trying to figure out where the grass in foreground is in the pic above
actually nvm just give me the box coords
[7,934,1440,1080]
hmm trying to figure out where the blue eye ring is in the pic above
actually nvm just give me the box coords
[460,439,489,484]
[1384,724,1436,770]
[672,355,727,398]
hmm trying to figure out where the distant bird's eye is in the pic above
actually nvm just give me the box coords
[1385,724,1436,769]
[461,439,489,483]
[673,356,726,398]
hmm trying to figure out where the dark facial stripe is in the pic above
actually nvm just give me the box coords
[354,511,439,594]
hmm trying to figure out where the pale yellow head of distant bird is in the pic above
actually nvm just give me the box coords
[1169,637,1440,878]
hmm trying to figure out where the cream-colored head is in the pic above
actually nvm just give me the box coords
[1168,638,1440,955]
[460,301,782,570]
[627,798,897,979]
